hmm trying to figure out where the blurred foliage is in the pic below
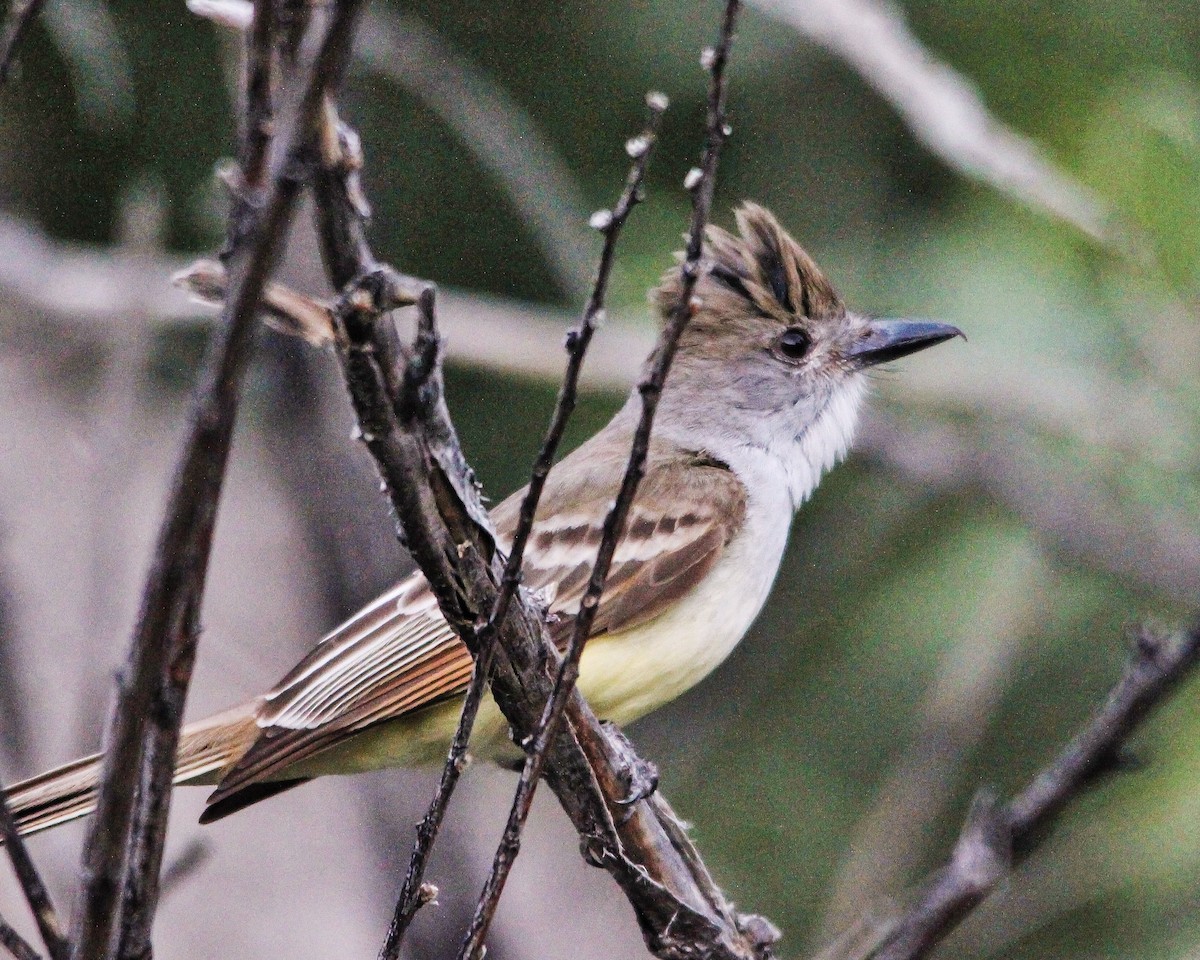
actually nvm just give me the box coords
[3,0,1200,957]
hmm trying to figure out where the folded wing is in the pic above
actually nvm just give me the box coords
[204,436,746,819]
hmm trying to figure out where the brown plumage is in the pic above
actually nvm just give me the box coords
[6,427,747,834]
[4,203,940,840]
[201,433,745,818]
[655,202,845,334]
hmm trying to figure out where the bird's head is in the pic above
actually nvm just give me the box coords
[650,203,962,504]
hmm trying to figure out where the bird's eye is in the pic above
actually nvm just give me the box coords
[777,327,811,360]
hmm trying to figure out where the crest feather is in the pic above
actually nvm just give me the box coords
[653,202,843,325]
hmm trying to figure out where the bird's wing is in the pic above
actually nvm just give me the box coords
[201,576,469,819]
[500,445,748,645]
[204,437,746,817]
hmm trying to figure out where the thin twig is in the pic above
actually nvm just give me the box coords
[335,251,769,960]
[69,5,365,960]
[312,4,772,955]
[277,0,310,64]
[0,0,47,86]
[328,193,768,960]
[457,5,740,956]
[112,600,200,960]
[379,95,668,960]
[870,624,1200,960]
[0,790,65,960]
[240,0,275,192]
[0,918,41,960]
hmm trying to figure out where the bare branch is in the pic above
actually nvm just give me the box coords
[379,93,669,960]
[0,918,41,960]
[238,0,275,194]
[0,0,47,86]
[332,249,771,960]
[68,4,366,958]
[0,790,66,960]
[869,624,1200,960]
[456,0,743,951]
[111,597,201,960]
[188,0,595,298]
[111,834,210,958]
[305,10,772,956]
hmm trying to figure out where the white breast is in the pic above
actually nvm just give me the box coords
[576,375,866,723]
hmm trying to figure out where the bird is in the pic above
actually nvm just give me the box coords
[5,203,961,836]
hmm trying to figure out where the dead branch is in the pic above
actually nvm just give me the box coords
[69,4,365,958]
[380,94,669,958]
[0,791,65,960]
[868,624,1200,960]
[0,918,41,960]
[188,0,595,298]
[456,1,742,953]
[332,254,773,960]
[301,6,774,957]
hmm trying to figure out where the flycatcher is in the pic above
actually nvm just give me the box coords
[7,203,960,834]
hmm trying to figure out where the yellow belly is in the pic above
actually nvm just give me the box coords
[294,510,784,780]
[293,623,730,777]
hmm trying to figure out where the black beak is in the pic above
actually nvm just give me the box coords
[847,318,964,369]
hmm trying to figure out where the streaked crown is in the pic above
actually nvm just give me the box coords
[653,203,848,360]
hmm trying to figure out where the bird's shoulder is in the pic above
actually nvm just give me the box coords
[490,429,749,638]
[203,430,748,814]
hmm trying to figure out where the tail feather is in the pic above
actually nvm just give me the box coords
[3,703,259,840]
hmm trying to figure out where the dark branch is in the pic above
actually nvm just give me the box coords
[0,0,47,87]
[240,0,275,192]
[870,624,1200,960]
[0,789,65,960]
[456,0,741,949]
[112,600,200,960]
[381,93,668,960]
[308,4,774,957]
[0,917,41,960]
[69,5,365,959]
[335,244,768,960]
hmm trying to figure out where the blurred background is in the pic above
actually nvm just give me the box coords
[1,0,1199,957]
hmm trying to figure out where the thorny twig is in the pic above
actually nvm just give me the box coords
[70,4,365,959]
[0,790,65,960]
[379,95,669,959]
[456,4,742,957]
[0,0,47,86]
[866,624,1200,960]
